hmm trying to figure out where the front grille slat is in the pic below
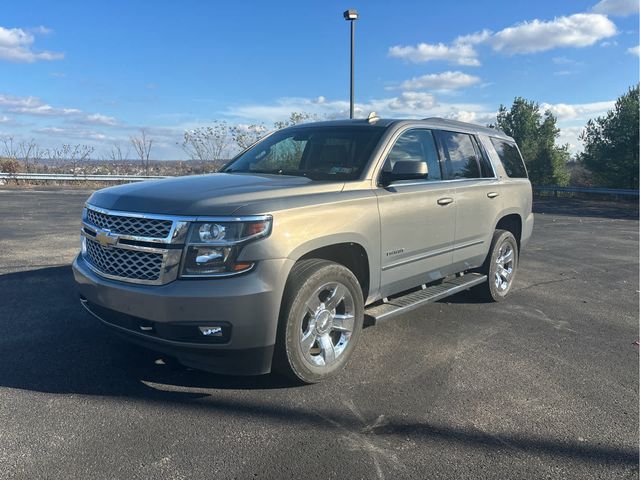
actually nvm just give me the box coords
[83,206,176,284]
[85,239,164,281]
[86,209,172,239]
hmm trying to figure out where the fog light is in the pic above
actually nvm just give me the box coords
[198,326,223,337]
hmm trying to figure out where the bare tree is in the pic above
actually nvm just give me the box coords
[102,142,130,175]
[1,136,18,161]
[48,144,94,173]
[1,136,43,173]
[230,123,267,152]
[130,129,153,174]
[273,112,317,130]
[180,121,231,163]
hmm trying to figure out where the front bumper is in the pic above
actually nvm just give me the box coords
[73,254,294,375]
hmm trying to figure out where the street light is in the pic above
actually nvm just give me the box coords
[343,9,358,119]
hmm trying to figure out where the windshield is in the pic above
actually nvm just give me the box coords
[222,125,386,180]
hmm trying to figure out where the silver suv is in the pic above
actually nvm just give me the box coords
[73,117,534,383]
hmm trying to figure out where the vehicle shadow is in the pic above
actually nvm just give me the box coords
[0,266,299,398]
[1,266,637,468]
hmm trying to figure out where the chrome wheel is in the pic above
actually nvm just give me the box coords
[494,242,514,292]
[299,282,355,367]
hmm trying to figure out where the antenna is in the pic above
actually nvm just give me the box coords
[367,111,379,123]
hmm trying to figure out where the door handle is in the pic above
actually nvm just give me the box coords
[487,192,500,199]
[437,197,454,206]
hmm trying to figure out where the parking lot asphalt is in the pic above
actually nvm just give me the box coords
[0,187,638,479]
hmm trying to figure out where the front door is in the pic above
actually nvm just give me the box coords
[376,129,457,297]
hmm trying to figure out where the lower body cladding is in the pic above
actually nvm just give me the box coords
[72,254,294,375]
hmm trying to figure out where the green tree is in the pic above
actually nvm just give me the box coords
[579,85,639,189]
[495,97,569,186]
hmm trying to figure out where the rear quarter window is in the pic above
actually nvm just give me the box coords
[490,138,528,178]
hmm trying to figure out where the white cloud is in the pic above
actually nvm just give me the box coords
[34,126,107,141]
[387,92,437,111]
[84,113,119,126]
[0,26,63,63]
[9,104,81,116]
[556,125,585,152]
[592,0,639,16]
[628,45,640,56]
[552,56,582,65]
[0,92,120,129]
[490,14,617,54]
[390,13,617,67]
[540,100,616,153]
[540,100,615,121]
[226,94,491,126]
[397,71,481,91]
[388,33,483,66]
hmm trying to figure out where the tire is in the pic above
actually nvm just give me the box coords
[473,229,518,302]
[273,259,364,384]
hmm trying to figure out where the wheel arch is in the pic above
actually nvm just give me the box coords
[494,212,523,251]
[297,243,371,302]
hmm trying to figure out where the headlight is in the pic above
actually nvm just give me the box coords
[181,216,272,277]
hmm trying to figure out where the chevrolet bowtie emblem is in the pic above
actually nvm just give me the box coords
[96,229,119,247]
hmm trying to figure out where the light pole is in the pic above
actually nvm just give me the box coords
[343,9,358,119]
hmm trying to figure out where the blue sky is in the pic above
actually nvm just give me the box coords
[0,0,638,159]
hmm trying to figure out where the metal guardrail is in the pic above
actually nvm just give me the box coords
[0,173,168,182]
[1,174,638,198]
[533,185,639,197]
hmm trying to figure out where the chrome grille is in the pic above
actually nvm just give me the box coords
[84,239,164,281]
[85,208,173,239]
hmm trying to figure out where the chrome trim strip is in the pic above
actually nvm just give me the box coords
[85,203,271,224]
[381,177,499,189]
[180,264,256,279]
[81,229,168,254]
[382,240,484,271]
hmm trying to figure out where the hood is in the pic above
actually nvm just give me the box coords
[87,173,344,216]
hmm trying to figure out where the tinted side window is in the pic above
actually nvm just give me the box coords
[382,129,442,181]
[438,131,481,179]
[475,139,496,178]
[490,138,528,178]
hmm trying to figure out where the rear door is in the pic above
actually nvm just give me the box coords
[376,128,457,296]
[435,130,503,272]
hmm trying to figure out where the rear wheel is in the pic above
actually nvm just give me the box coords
[473,229,518,302]
[273,259,364,383]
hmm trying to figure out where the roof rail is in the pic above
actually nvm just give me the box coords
[421,117,507,137]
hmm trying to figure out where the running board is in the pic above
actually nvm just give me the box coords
[364,273,487,324]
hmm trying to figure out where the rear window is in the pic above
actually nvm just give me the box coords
[490,138,528,178]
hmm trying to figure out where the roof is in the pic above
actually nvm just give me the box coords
[291,118,397,128]
[287,117,512,140]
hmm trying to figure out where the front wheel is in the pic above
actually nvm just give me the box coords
[473,229,518,302]
[273,259,364,384]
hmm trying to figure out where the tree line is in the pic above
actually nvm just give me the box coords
[0,89,637,189]
[495,85,638,189]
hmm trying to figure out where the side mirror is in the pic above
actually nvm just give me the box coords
[381,161,428,185]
